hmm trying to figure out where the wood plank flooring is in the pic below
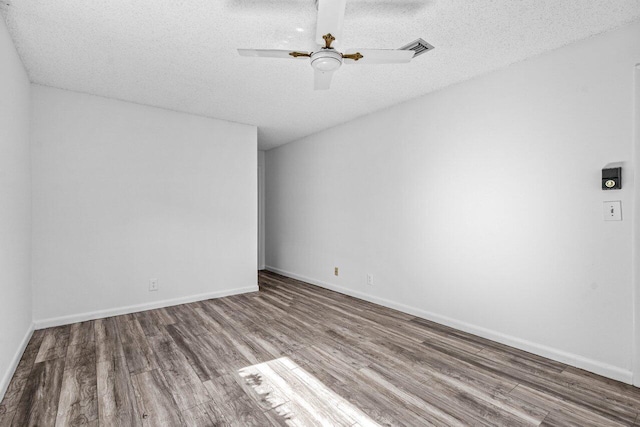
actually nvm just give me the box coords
[2,270,640,426]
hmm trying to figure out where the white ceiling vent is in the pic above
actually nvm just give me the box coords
[399,38,434,58]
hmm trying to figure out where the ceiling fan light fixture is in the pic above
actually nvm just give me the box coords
[237,1,416,90]
[310,50,343,72]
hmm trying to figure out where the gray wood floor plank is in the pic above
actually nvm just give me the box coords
[182,402,230,427]
[131,369,185,427]
[205,300,256,331]
[191,305,224,334]
[295,345,430,425]
[65,322,97,373]
[0,342,39,412]
[148,332,211,411]
[363,331,520,397]
[95,318,125,364]
[299,357,421,426]
[367,361,528,427]
[0,412,13,427]
[511,384,631,427]
[256,283,296,304]
[21,329,47,362]
[243,324,311,369]
[558,366,640,413]
[222,297,273,327]
[34,326,70,364]
[68,321,95,348]
[10,358,65,427]
[115,315,158,375]
[155,307,177,326]
[167,304,211,336]
[266,358,358,426]
[198,332,251,375]
[96,356,142,427]
[252,292,290,315]
[56,325,98,426]
[55,360,99,426]
[263,401,321,427]
[4,270,640,426]
[196,301,241,332]
[412,316,567,373]
[202,376,276,426]
[425,338,638,424]
[236,366,290,412]
[217,327,274,366]
[0,330,46,426]
[165,324,223,381]
[134,311,163,337]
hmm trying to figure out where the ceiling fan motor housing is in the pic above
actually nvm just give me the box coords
[310,49,343,72]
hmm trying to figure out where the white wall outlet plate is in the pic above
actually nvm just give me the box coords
[603,201,622,221]
[367,274,374,286]
[149,278,158,291]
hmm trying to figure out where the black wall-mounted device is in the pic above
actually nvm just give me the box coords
[602,167,621,190]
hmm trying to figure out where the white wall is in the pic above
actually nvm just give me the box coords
[634,64,640,386]
[266,22,640,383]
[31,86,257,325]
[0,17,32,398]
[258,150,266,270]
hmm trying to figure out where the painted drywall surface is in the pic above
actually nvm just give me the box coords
[31,86,257,322]
[266,22,640,380]
[259,150,266,269]
[634,65,640,386]
[0,17,32,398]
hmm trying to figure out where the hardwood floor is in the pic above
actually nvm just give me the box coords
[2,270,640,426]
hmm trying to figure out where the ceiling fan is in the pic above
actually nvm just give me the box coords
[237,0,417,90]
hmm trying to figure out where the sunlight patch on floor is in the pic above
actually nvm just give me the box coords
[238,357,380,426]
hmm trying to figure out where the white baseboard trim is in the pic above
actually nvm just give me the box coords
[34,285,259,330]
[265,266,633,384]
[0,322,35,401]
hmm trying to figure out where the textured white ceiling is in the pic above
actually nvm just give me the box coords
[2,0,640,149]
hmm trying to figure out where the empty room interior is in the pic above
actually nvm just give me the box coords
[2,0,640,426]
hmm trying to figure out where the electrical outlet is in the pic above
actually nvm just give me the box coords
[367,274,374,286]
[334,267,339,276]
[149,278,158,292]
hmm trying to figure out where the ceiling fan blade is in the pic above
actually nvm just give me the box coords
[343,49,414,64]
[315,0,346,46]
[237,49,310,59]
[314,69,334,90]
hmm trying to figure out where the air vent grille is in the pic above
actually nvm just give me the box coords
[399,38,434,58]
